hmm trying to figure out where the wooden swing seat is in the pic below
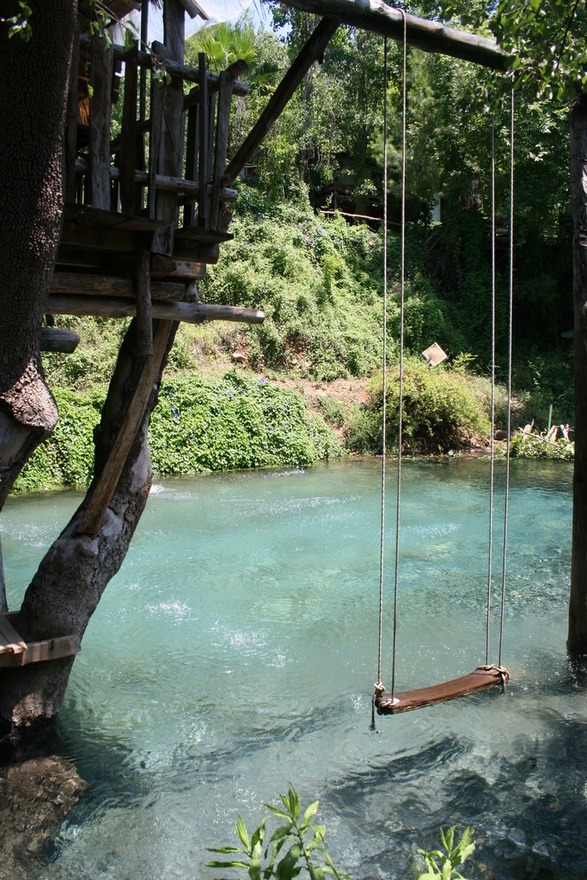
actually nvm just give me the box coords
[0,613,80,668]
[375,665,508,715]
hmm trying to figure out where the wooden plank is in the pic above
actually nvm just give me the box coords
[0,635,81,667]
[47,294,265,325]
[177,0,209,19]
[147,71,165,219]
[89,33,114,209]
[76,321,173,536]
[168,259,206,279]
[51,272,185,301]
[60,222,142,254]
[184,104,198,226]
[0,614,27,655]
[174,228,232,243]
[79,35,249,94]
[224,18,340,186]
[375,666,509,715]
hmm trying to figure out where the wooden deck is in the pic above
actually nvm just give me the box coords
[0,614,80,668]
[374,666,509,715]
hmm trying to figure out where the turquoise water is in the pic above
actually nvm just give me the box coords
[1,457,585,880]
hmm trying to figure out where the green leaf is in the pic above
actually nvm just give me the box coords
[208,845,245,854]
[237,816,251,851]
[206,859,252,870]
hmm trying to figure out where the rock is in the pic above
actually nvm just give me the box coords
[0,755,86,877]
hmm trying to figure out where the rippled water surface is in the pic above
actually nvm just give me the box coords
[2,458,585,880]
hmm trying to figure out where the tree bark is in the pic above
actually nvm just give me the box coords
[569,95,587,657]
[0,1,77,508]
[0,320,177,740]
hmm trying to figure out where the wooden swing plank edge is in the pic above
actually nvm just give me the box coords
[375,666,509,715]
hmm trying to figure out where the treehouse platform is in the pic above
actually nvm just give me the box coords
[48,0,262,357]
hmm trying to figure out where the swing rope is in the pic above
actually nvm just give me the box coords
[373,35,512,721]
[373,13,408,725]
[485,123,497,666]
[374,35,390,709]
[498,85,515,668]
[390,7,409,703]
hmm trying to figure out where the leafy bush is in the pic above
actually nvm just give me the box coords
[12,374,340,493]
[15,387,104,492]
[207,785,476,880]
[148,371,341,475]
[201,210,383,382]
[418,826,475,880]
[357,360,491,454]
[207,785,350,880]
[510,431,574,461]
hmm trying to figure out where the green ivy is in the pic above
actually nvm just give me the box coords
[13,373,341,493]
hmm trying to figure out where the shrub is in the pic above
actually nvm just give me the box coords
[15,388,104,492]
[148,371,341,475]
[357,360,491,454]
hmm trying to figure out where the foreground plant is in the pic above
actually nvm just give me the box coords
[207,785,349,880]
[208,787,476,880]
[418,825,475,880]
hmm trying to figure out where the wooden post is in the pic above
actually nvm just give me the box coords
[151,0,187,255]
[65,20,80,203]
[88,32,114,209]
[569,94,587,656]
[211,69,235,228]
[198,52,210,229]
[135,246,154,355]
[120,40,139,215]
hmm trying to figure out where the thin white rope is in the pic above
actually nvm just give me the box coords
[375,36,389,701]
[485,122,497,666]
[390,8,408,700]
[498,85,515,667]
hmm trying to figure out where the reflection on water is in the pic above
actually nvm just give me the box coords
[1,458,585,880]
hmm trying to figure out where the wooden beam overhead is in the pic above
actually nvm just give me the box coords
[279,0,508,70]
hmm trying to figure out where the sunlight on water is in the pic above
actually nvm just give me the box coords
[1,458,585,880]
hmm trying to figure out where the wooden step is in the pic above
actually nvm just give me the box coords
[0,614,81,668]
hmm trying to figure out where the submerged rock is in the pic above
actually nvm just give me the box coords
[0,755,85,877]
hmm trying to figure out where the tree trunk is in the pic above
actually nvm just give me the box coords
[0,1,76,507]
[569,94,587,657]
[0,320,177,741]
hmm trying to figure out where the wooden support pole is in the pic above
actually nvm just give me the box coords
[224,18,341,186]
[47,294,265,325]
[198,52,210,228]
[135,246,153,355]
[75,321,173,536]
